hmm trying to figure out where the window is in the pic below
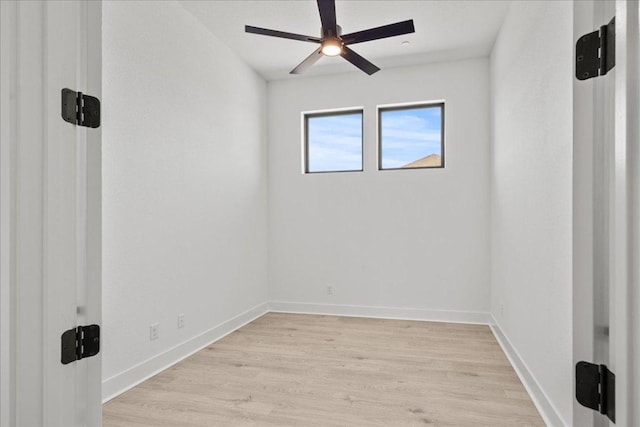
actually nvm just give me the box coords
[378,103,445,170]
[304,110,363,173]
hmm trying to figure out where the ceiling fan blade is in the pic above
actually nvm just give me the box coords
[341,20,415,45]
[245,25,320,43]
[341,46,380,75]
[290,48,324,74]
[317,0,337,37]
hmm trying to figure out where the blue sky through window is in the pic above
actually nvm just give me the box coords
[380,106,443,169]
[306,112,362,173]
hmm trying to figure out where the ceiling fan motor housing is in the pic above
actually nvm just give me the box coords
[321,25,343,56]
[322,24,342,39]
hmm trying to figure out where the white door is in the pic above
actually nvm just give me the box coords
[0,1,102,426]
[573,1,639,426]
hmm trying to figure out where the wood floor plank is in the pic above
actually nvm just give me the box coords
[103,313,545,426]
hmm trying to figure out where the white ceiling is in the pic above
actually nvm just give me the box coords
[180,1,511,81]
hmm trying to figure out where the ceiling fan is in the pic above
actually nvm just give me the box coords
[245,0,415,75]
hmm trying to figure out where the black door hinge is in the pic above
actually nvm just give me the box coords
[576,361,615,423]
[576,17,615,80]
[61,88,101,128]
[61,324,100,365]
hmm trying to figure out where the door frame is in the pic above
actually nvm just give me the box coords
[0,1,102,426]
[626,4,640,424]
[573,1,639,426]
[612,1,639,425]
[0,2,17,425]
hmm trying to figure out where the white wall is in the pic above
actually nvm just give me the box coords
[102,1,268,399]
[490,1,573,425]
[268,58,491,321]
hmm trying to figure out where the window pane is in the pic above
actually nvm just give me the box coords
[306,112,363,173]
[379,104,444,169]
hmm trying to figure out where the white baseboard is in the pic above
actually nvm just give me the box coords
[101,301,270,403]
[269,301,490,324]
[489,316,567,427]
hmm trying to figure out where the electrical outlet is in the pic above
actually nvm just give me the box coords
[177,314,185,329]
[150,323,159,341]
[327,285,334,296]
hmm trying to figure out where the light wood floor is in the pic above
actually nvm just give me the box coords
[103,313,544,426]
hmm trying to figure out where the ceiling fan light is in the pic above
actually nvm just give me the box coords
[321,39,342,56]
